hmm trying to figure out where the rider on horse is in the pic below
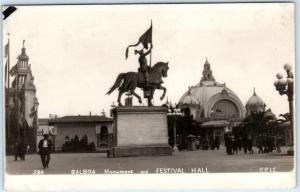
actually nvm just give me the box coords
[134,43,153,86]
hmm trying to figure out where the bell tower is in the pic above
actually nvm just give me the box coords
[9,40,39,152]
[200,57,215,83]
[11,40,31,89]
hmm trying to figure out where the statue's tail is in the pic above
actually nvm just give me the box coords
[106,73,125,95]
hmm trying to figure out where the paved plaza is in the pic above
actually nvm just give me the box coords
[6,147,294,175]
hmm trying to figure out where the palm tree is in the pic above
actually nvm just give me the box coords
[243,109,276,137]
[277,113,290,124]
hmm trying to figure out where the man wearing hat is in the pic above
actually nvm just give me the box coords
[38,134,52,169]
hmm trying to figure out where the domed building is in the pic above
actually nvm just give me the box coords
[178,58,245,143]
[245,88,266,116]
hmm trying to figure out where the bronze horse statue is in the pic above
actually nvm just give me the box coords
[107,62,169,106]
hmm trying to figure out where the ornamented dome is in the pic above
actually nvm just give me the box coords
[179,86,199,106]
[179,58,245,121]
[245,88,266,116]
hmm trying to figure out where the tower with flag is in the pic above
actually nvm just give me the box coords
[5,40,39,154]
[4,36,11,154]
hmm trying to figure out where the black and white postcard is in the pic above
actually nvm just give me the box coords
[3,3,295,190]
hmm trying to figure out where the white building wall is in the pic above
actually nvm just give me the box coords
[55,124,97,151]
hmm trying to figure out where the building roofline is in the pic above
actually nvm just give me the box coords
[48,115,113,124]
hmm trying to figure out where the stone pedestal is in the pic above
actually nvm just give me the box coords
[111,106,172,157]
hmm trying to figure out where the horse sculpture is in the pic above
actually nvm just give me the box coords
[106,62,169,106]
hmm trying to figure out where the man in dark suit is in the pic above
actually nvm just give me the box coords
[38,134,52,169]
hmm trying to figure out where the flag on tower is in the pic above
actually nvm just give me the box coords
[5,61,8,85]
[4,42,9,58]
[9,63,18,76]
[4,41,10,88]
[125,23,152,59]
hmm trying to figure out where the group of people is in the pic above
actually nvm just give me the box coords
[14,140,28,161]
[224,133,253,155]
[176,136,221,151]
[256,134,283,153]
[62,134,96,152]
[14,134,52,169]
[224,132,283,155]
[195,137,221,150]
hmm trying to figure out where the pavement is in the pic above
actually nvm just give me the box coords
[5,146,294,175]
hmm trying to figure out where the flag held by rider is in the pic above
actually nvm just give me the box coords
[125,23,152,59]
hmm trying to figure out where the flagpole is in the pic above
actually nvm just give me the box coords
[6,35,10,153]
[7,36,10,90]
[149,20,152,69]
[8,36,10,145]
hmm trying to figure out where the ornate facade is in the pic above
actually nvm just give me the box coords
[178,58,246,143]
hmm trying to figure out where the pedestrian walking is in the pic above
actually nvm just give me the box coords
[38,134,52,169]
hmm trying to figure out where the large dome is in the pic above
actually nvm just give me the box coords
[246,89,266,115]
[179,87,199,105]
[179,59,245,121]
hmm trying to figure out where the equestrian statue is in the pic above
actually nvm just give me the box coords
[106,22,169,106]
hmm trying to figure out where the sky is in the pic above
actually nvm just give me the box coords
[3,3,295,118]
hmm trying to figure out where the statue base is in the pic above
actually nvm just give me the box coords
[110,106,172,157]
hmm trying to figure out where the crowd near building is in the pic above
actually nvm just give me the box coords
[174,58,292,151]
[5,41,292,154]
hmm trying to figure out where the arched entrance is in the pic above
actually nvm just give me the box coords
[99,126,108,148]
[212,99,239,120]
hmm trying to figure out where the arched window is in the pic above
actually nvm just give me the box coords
[213,100,239,120]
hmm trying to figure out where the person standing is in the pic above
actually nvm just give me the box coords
[38,134,52,169]
[247,136,254,154]
[242,135,248,154]
[224,132,232,155]
[14,140,19,161]
[18,140,26,161]
[257,134,263,154]
[275,134,282,153]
